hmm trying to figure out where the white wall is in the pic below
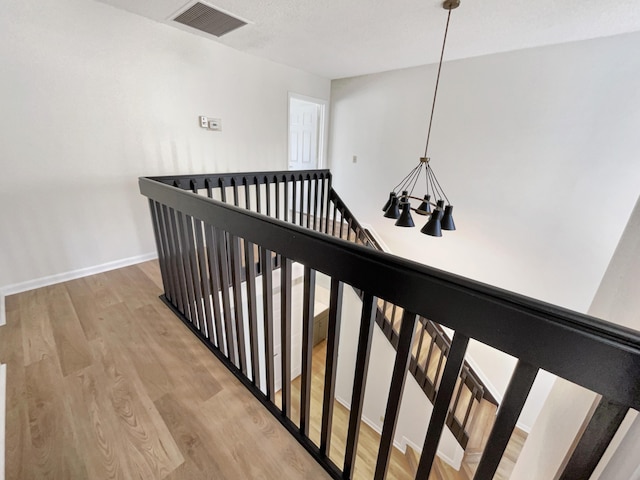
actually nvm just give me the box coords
[328,31,640,427]
[0,0,330,291]
[328,31,640,314]
[512,194,640,480]
[334,286,464,468]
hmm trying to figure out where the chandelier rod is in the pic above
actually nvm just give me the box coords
[423,6,453,158]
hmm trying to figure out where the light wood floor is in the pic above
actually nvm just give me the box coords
[1,260,525,480]
[0,261,330,480]
[277,342,420,480]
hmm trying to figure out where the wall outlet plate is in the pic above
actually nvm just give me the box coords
[208,119,222,131]
[199,116,208,128]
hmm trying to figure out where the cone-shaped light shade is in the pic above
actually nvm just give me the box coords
[383,195,400,219]
[436,199,445,210]
[441,205,456,231]
[416,195,432,215]
[382,192,396,212]
[421,209,443,237]
[395,201,415,227]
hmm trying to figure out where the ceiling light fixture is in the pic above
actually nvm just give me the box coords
[382,0,460,237]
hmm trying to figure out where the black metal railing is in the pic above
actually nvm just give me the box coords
[151,169,493,450]
[140,170,640,480]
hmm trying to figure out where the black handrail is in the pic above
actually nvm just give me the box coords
[140,172,640,480]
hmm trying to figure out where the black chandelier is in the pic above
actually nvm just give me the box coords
[382,0,459,237]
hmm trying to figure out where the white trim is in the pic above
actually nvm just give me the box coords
[463,356,535,433]
[1,363,6,480]
[516,420,532,434]
[334,394,463,469]
[358,223,392,253]
[401,436,463,470]
[0,252,158,327]
[463,356,503,406]
[334,395,404,455]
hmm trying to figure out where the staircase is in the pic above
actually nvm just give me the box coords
[139,169,640,480]
[152,170,497,460]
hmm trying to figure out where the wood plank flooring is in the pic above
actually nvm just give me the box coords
[1,260,526,480]
[277,341,419,480]
[0,261,330,480]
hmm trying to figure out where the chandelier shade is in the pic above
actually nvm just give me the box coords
[382,192,396,212]
[441,205,456,231]
[421,209,443,237]
[395,199,415,227]
[383,192,401,219]
[416,194,432,215]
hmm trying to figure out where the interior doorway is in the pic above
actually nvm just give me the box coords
[288,93,326,171]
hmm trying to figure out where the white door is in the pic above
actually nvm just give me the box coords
[288,97,322,171]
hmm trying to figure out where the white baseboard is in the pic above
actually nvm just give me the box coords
[0,252,158,327]
[334,394,407,454]
[335,393,465,470]
[358,223,392,253]
[462,356,534,434]
[460,356,503,407]
[1,363,6,480]
[401,436,463,471]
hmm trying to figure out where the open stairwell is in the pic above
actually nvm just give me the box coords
[143,169,512,477]
[139,169,640,480]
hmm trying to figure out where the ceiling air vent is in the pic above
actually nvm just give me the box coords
[173,2,247,37]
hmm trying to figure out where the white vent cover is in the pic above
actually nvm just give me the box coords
[173,2,247,37]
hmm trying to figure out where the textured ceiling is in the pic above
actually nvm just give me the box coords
[95,0,640,79]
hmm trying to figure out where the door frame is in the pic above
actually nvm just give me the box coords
[287,92,328,170]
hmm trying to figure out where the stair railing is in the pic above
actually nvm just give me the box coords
[154,169,495,449]
[140,170,640,480]
[326,185,498,449]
